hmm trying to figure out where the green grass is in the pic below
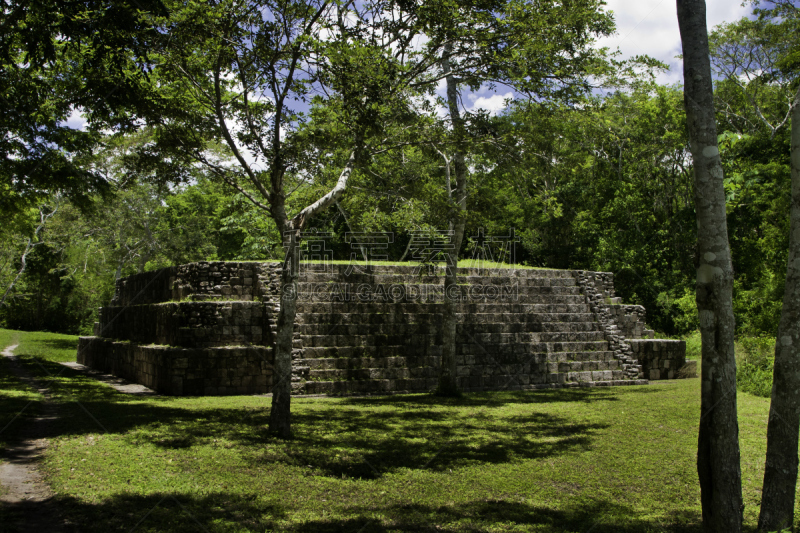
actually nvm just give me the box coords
[145,259,553,271]
[0,328,79,363]
[681,330,701,361]
[0,328,79,452]
[0,329,791,532]
[0,328,21,353]
[300,259,550,271]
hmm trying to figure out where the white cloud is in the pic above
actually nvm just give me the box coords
[453,2,749,113]
[596,0,751,85]
[467,91,514,116]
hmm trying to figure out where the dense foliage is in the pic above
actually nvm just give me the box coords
[0,4,795,343]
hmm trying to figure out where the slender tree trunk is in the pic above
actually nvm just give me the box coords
[269,224,300,438]
[0,239,34,308]
[0,203,56,308]
[266,148,359,438]
[677,1,743,531]
[399,231,414,262]
[437,44,467,396]
[758,86,800,533]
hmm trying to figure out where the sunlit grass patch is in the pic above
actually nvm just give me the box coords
[0,328,79,363]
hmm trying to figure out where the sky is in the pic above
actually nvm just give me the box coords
[464,0,752,116]
[65,1,752,130]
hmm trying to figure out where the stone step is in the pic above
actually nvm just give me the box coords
[461,312,598,324]
[297,352,618,371]
[298,344,618,365]
[301,333,441,347]
[456,340,609,354]
[456,331,607,343]
[299,355,440,370]
[302,357,624,382]
[308,366,440,381]
[296,302,591,314]
[545,350,618,362]
[296,323,606,340]
[462,275,577,285]
[546,359,623,373]
[292,290,587,305]
[297,311,600,325]
[300,344,577,360]
[296,275,582,295]
[301,377,438,395]
[299,331,608,352]
[459,322,602,333]
[301,345,437,358]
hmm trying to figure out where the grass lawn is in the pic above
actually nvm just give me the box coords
[0,328,790,532]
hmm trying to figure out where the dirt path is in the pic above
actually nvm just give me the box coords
[0,343,65,533]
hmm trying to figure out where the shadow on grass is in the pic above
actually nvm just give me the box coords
[339,387,630,409]
[0,491,704,533]
[0,357,714,533]
[8,357,617,480]
[274,406,607,478]
[36,338,80,351]
[0,357,43,436]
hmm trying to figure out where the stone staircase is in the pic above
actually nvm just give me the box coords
[77,261,682,397]
[289,265,646,395]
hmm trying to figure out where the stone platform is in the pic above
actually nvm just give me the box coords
[77,262,687,396]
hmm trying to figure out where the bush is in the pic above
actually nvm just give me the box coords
[683,332,775,397]
[672,288,700,334]
[736,336,775,398]
[683,330,701,360]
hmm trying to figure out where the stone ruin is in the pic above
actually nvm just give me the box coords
[77,262,688,396]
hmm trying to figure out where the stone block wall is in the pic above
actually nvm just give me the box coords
[606,304,651,339]
[110,262,280,306]
[77,337,273,395]
[628,339,687,380]
[98,301,273,348]
[170,262,271,302]
[110,266,178,306]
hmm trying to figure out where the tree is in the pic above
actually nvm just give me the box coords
[676,0,743,531]
[472,86,698,334]
[123,0,437,437]
[734,1,800,530]
[710,16,797,139]
[709,4,800,527]
[0,0,169,220]
[418,0,617,395]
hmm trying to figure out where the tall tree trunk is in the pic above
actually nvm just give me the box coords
[758,85,800,533]
[269,223,300,438]
[677,1,743,531]
[437,44,467,396]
